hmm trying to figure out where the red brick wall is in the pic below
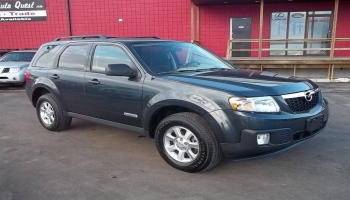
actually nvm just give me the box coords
[69,0,191,42]
[0,0,69,50]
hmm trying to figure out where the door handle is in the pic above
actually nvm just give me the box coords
[88,79,100,85]
[50,74,60,79]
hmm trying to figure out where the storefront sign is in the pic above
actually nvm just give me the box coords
[291,13,305,18]
[272,13,287,21]
[0,0,46,22]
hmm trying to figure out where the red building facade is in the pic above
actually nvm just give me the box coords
[1,0,349,58]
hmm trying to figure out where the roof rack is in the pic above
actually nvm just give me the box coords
[54,35,108,41]
[53,35,161,41]
[106,36,160,39]
[127,36,160,39]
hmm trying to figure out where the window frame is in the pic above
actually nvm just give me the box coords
[32,45,63,68]
[88,42,142,75]
[53,42,93,71]
[269,10,333,57]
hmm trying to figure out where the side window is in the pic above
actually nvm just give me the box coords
[92,45,134,73]
[58,45,90,70]
[34,45,62,68]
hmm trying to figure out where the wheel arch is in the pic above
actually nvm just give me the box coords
[143,100,227,143]
[30,78,66,110]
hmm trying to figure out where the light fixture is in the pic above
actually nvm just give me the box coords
[257,133,270,145]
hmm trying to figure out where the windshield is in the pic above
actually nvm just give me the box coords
[0,52,36,62]
[132,42,235,74]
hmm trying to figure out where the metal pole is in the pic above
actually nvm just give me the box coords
[191,1,194,42]
[258,0,264,58]
[66,0,72,36]
[330,0,339,58]
[196,6,200,41]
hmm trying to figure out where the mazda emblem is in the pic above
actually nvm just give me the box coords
[305,92,313,102]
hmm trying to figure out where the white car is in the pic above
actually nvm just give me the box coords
[0,50,36,85]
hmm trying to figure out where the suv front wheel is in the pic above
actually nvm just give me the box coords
[155,113,222,173]
[36,94,72,131]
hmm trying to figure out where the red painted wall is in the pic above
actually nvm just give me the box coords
[0,0,191,50]
[199,4,260,57]
[0,0,69,50]
[69,0,191,42]
[0,0,349,57]
[334,0,350,56]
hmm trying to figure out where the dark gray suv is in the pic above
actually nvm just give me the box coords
[25,35,329,172]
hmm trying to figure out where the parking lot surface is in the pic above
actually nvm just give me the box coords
[0,84,350,200]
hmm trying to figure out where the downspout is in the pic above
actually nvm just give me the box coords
[66,0,72,36]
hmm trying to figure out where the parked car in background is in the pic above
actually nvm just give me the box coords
[0,50,36,85]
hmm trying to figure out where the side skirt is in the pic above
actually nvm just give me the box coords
[65,112,145,134]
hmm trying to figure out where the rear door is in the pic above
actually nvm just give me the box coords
[48,43,91,115]
[84,43,143,127]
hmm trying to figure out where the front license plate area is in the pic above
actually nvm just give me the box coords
[306,114,324,133]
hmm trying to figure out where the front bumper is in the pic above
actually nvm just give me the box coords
[220,99,329,158]
[0,71,25,84]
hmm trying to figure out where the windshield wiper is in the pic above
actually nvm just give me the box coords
[157,68,229,75]
[157,71,179,75]
[177,67,228,72]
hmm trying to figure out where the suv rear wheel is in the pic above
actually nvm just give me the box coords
[36,94,72,131]
[155,112,222,173]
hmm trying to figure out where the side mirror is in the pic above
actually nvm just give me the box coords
[105,64,138,78]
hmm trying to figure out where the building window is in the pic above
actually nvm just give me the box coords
[270,11,332,56]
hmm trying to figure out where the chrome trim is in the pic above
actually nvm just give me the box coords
[282,88,319,99]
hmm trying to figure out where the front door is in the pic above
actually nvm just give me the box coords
[230,17,252,57]
[84,44,143,127]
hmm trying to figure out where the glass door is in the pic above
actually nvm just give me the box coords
[306,12,332,55]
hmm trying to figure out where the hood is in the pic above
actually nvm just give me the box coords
[0,61,30,68]
[159,69,318,97]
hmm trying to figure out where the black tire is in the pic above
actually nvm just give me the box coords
[36,93,72,132]
[155,112,222,173]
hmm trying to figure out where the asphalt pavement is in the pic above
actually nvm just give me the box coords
[0,83,349,200]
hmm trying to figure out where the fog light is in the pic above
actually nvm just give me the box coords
[257,133,270,145]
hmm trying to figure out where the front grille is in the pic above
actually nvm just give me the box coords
[270,130,291,145]
[284,92,319,113]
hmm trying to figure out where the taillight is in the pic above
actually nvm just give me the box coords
[25,69,30,85]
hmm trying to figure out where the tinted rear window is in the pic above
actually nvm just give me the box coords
[34,45,62,68]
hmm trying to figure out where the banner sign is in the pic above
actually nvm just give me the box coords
[0,0,47,22]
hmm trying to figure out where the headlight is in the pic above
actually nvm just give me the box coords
[229,96,280,113]
[9,67,24,73]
